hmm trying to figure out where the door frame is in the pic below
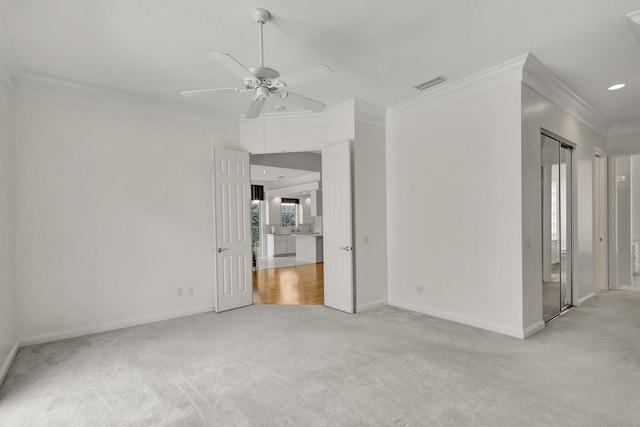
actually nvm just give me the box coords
[608,156,618,289]
[593,149,608,291]
[540,129,576,320]
[608,153,640,290]
[245,140,356,310]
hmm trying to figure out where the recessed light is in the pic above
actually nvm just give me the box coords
[608,83,626,91]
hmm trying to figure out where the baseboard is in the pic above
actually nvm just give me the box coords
[356,299,388,312]
[20,305,214,347]
[522,321,545,338]
[577,292,598,306]
[0,341,19,387]
[388,299,524,339]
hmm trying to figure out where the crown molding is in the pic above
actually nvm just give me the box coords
[238,100,359,153]
[0,41,616,139]
[626,10,640,43]
[354,99,387,126]
[387,54,528,125]
[522,54,610,135]
[239,98,356,132]
[387,53,610,136]
[11,72,239,131]
[608,120,640,137]
[238,97,386,133]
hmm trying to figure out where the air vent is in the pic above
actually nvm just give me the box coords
[414,76,447,91]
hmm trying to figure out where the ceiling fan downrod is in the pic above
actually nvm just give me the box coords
[253,8,271,68]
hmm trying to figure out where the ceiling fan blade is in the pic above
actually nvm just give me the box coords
[181,88,244,96]
[277,64,332,88]
[282,91,326,112]
[245,97,265,119]
[210,52,256,79]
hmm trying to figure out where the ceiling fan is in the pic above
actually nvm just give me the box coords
[181,8,332,119]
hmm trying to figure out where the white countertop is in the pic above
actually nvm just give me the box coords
[267,232,322,237]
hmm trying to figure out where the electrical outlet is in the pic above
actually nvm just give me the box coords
[416,285,424,294]
[177,288,183,296]
[188,286,194,295]
[527,299,531,311]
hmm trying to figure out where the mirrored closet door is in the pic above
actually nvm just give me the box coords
[542,133,573,322]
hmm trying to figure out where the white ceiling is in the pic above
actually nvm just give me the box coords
[250,164,318,184]
[2,1,640,128]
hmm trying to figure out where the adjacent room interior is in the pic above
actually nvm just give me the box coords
[613,154,640,292]
[249,152,324,305]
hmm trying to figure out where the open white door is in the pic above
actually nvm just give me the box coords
[322,141,354,313]
[212,148,252,312]
[594,154,608,290]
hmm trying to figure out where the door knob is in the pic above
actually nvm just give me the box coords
[217,248,228,253]
[339,246,352,252]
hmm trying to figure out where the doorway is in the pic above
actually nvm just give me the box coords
[541,132,574,321]
[594,153,608,290]
[212,142,354,313]
[612,155,640,292]
[249,151,325,305]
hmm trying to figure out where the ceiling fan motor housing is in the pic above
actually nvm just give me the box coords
[250,66,280,80]
[255,86,270,100]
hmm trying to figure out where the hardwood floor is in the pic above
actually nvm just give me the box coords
[253,263,324,305]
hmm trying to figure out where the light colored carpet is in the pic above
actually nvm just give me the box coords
[1,291,639,426]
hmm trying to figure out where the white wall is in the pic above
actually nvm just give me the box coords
[353,120,388,310]
[240,118,355,154]
[13,93,239,342]
[632,156,640,244]
[0,75,17,380]
[387,83,524,337]
[521,84,607,331]
[608,131,640,156]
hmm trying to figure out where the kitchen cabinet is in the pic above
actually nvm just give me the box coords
[295,235,323,263]
[275,236,288,254]
[266,197,281,225]
[310,190,322,217]
[266,234,296,257]
[298,197,312,224]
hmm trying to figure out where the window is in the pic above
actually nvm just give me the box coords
[251,200,261,252]
[281,202,297,227]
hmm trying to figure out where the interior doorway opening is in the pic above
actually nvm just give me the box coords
[249,151,325,305]
[594,153,608,291]
[541,132,574,322]
[612,155,640,292]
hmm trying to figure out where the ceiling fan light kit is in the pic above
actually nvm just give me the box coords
[181,8,332,119]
